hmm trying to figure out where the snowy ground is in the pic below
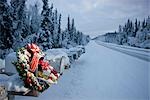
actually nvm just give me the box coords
[15,40,149,100]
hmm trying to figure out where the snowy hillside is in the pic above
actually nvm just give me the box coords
[95,17,150,49]
[16,41,149,100]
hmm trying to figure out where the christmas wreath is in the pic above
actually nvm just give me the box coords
[13,43,60,92]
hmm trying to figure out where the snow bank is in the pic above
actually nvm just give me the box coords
[0,74,9,85]
[6,74,28,92]
[139,40,150,49]
[5,52,17,74]
[0,52,27,92]
[0,74,28,92]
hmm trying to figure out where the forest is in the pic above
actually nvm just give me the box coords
[97,17,150,49]
[0,0,90,59]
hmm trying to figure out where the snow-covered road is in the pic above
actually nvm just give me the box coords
[95,40,150,62]
[16,41,149,100]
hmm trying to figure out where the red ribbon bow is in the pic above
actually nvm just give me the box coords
[39,60,50,70]
[27,43,40,73]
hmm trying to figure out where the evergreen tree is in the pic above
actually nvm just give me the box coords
[70,18,76,43]
[135,18,138,33]
[67,16,71,31]
[58,14,62,47]
[11,0,27,50]
[138,21,141,31]
[142,19,146,29]
[123,23,127,32]
[58,14,61,34]
[0,0,13,49]
[53,9,59,48]
[146,16,150,29]
[30,3,41,34]
[41,0,50,30]
[118,25,122,32]
[126,19,132,34]
[67,16,71,41]
[37,0,53,50]
[130,21,135,36]
[22,6,31,38]
[23,8,31,36]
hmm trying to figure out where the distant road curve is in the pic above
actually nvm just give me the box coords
[95,40,150,62]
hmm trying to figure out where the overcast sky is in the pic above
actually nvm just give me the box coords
[27,0,149,37]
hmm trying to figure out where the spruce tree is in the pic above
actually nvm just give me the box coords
[58,14,61,34]
[53,9,59,48]
[58,14,62,47]
[48,4,54,35]
[37,0,53,50]
[30,3,41,34]
[70,18,76,43]
[0,0,13,49]
[118,25,122,32]
[67,16,71,31]
[142,19,146,29]
[11,0,27,50]
[67,16,71,41]
[135,19,138,33]
[138,21,141,31]
[146,16,150,29]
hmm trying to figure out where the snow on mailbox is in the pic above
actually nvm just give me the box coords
[5,43,64,94]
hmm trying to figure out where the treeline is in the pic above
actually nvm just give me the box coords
[0,0,90,59]
[101,17,150,49]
